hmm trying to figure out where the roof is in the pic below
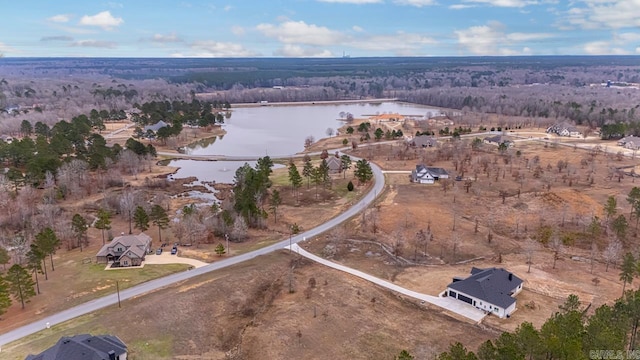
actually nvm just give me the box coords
[409,135,437,147]
[325,156,342,171]
[26,334,127,360]
[415,165,448,177]
[143,120,168,133]
[447,267,523,309]
[96,233,151,257]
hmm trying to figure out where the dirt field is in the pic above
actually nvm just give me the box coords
[1,251,496,360]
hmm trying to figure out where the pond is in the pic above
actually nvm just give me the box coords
[183,101,442,157]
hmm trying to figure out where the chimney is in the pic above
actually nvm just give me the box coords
[508,273,513,281]
[108,350,116,360]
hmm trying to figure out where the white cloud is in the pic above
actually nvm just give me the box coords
[449,4,477,9]
[463,0,540,7]
[349,32,438,55]
[257,21,343,46]
[40,36,74,42]
[566,0,640,29]
[224,5,232,11]
[317,0,382,3]
[79,11,124,30]
[70,40,117,48]
[394,0,436,6]
[150,33,183,43]
[274,45,333,57]
[231,26,245,36]
[352,25,364,32]
[636,47,640,54]
[455,21,551,55]
[189,40,257,57]
[583,40,630,55]
[0,42,18,55]
[614,32,640,43]
[48,14,72,23]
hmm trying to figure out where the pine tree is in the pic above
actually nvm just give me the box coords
[134,206,150,232]
[302,159,314,189]
[71,213,88,252]
[269,190,282,223]
[150,205,170,243]
[620,252,636,295]
[0,276,11,316]
[6,264,36,309]
[94,209,112,245]
[215,243,226,256]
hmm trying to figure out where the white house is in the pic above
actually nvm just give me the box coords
[546,123,581,137]
[411,164,449,184]
[446,267,523,319]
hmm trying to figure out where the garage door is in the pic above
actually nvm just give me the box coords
[457,294,473,305]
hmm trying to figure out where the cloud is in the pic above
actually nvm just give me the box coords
[79,11,124,30]
[149,33,183,43]
[257,21,343,46]
[455,21,552,55]
[40,36,74,42]
[462,0,540,7]
[224,5,232,11]
[566,0,640,29]
[352,25,364,32]
[348,32,438,55]
[637,47,640,54]
[274,45,333,57]
[188,40,257,57]
[48,14,72,23]
[316,0,382,3]
[583,40,629,55]
[394,0,436,6]
[106,2,123,8]
[615,32,640,43]
[71,40,117,48]
[231,26,245,36]
[0,42,18,55]
[449,4,476,9]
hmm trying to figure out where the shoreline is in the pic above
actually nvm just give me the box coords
[230,98,399,108]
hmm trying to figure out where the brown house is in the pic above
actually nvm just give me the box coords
[96,233,151,267]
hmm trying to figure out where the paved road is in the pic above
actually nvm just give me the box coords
[0,154,384,347]
[288,243,486,323]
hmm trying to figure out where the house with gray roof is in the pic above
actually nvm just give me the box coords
[26,334,127,360]
[446,267,523,318]
[483,135,513,147]
[408,135,438,148]
[411,164,449,184]
[618,136,640,150]
[325,156,342,173]
[143,120,168,133]
[546,122,581,137]
[96,233,151,267]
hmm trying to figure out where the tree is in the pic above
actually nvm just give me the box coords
[25,245,44,294]
[354,159,374,185]
[133,206,150,232]
[326,127,334,137]
[150,205,170,243]
[0,246,9,271]
[374,127,384,140]
[0,276,11,316]
[269,190,282,223]
[550,234,563,269]
[437,342,478,360]
[215,243,226,256]
[604,195,618,224]
[119,190,137,234]
[340,154,352,179]
[94,209,112,245]
[287,163,302,202]
[603,236,622,272]
[71,214,88,252]
[34,227,59,272]
[396,350,415,360]
[302,159,314,188]
[6,264,36,309]
[20,120,33,137]
[627,186,640,219]
[523,237,538,273]
[612,214,629,240]
[620,252,636,295]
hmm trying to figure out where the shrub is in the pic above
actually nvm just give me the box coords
[347,181,354,191]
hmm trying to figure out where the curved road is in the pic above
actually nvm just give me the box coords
[0,154,384,347]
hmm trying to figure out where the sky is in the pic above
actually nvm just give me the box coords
[0,0,639,57]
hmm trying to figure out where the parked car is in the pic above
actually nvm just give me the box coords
[156,248,162,255]
[171,247,177,255]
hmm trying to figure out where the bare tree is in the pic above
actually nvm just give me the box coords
[119,190,137,234]
[118,150,142,180]
[603,236,622,272]
[523,237,539,273]
[549,234,563,269]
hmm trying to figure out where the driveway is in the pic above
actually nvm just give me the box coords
[288,243,487,323]
[144,252,208,268]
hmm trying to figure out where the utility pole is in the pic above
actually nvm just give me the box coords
[225,233,229,256]
[116,281,121,308]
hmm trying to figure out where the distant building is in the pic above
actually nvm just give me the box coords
[26,334,128,360]
[325,156,342,173]
[618,136,640,150]
[143,120,169,133]
[411,164,449,184]
[483,135,513,147]
[0,134,14,144]
[446,267,523,319]
[407,135,438,148]
[546,122,581,137]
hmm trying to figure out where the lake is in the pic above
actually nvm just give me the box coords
[184,101,442,157]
